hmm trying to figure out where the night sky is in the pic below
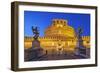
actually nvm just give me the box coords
[24,11,90,37]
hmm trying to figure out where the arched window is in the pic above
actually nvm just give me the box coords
[57,20,59,23]
[64,21,66,24]
[60,20,62,24]
[87,41,90,43]
[53,21,55,24]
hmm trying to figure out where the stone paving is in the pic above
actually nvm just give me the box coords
[28,53,89,61]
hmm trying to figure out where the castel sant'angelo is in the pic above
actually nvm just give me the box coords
[24,19,90,54]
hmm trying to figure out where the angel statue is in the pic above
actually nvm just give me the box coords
[32,26,39,40]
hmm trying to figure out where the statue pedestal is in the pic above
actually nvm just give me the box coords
[24,40,45,61]
[75,45,90,58]
[32,40,40,49]
[32,40,44,57]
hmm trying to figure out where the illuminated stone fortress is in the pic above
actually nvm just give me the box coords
[24,19,90,54]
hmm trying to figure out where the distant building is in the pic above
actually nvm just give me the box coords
[24,19,90,54]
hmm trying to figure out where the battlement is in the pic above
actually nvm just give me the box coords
[82,36,90,40]
[52,19,68,25]
[24,36,90,42]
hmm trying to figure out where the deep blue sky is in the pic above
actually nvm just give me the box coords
[24,11,90,37]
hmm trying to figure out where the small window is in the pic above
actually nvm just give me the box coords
[57,20,59,23]
[87,41,89,43]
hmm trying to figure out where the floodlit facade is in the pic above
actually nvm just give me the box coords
[24,19,90,54]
